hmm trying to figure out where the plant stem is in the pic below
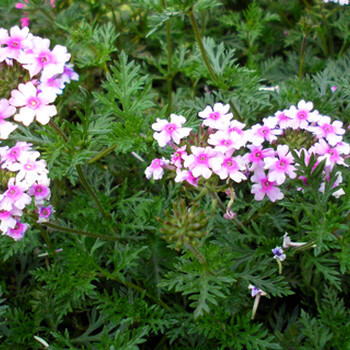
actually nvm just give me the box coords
[187,8,243,121]
[162,0,173,114]
[187,8,218,83]
[299,35,307,81]
[41,221,122,241]
[88,144,117,164]
[185,242,216,276]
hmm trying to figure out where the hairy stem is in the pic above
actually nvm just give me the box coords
[299,35,307,81]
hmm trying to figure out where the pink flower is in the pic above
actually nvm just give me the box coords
[244,145,275,171]
[198,103,233,129]
[313,139,350,169]
[145,158,169,180]
[264,145,296,185]
[38,75,66,96]
[0,26,32,60]
[0,99,17,139]
[10,82,57,125]
[152,114,192,147]
[309,115,345,146]
[170,145,187,168]
[246,118,282,146]
[212,150,247,182]
[4,221,29,241]
[0,142,32,168]
[274,109,291,129]
[37,205,54,223]
[18,36,71,78]
[285,100,319,130]
[28,182,51,203]
[174,169,199,187]
[183,146,222,179]
[0,179,32,211]
[251,172,284,202]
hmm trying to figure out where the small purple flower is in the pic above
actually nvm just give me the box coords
[272,246,286,261]
[37,205,54,223]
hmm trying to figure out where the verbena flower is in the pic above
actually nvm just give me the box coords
[10,82,57,126]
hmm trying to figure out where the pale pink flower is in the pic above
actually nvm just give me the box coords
[246,118,282,146]
[152,114,192,147]
[19,36,71,78]
[198,103,233,129]
[331,86,337,93]
[313,139,349,168]
[10,82,57,126]
[38,75,66,96]
[0,25,32,60]
[274,109,291,129]
[264,145,296,185]
[174,169,199,187]
[244,145,275,172]
[0,142,32,168]
[208,130,237,153]
[212,150,247,182]
[0,179,32,211]
[285,100,319,130]
[251,172,284,202]
[309,115,345,146]
[0,99,17,139]
[170,145,187,168]
[0,208,20,233]
[183,146,222,179]
[145,158,169,180]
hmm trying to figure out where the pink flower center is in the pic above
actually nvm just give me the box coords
[10,40,19,48]
[297,110,308,120]
[198,154,208,163]
[164,123,177,133]
[28,97,39,109]
[36,187,43,193]
[258,127,269,137]
[321,124,334,134]
[24,163,33,170]
[40,55,48,63]
[221,140,232,146]
[209,112,220,120]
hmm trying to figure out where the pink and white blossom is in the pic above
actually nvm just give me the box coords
[251,172,284,202]
[285,100,319,130]
[145,158,169,180]
[264,145,296,185]
[0,99,17,139]
[198,103,233,130]
[10,82,57,125]
[183,146,222,179]
[152,114,192,147]
[212,150,247,182]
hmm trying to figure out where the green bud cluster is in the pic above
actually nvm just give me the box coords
[157,199,209,250]
[0,61,30,99]
[0,168,15,192]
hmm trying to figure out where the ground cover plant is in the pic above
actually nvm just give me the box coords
[1,0,350,348]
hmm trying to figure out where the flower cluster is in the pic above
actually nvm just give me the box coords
[0,25,78,139]
[145,100,349,202]
[323,0,349,5]
[0,142,53,241]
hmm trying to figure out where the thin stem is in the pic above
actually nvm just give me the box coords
[185,242,217,276]
[41,221,122,241]
[319,1,334,58]
[187,8,242,121]
[95,272,170,309]
[299,35,308,81]
[162,0,173,114]
[187,8,218,83]
[88,144,117,164]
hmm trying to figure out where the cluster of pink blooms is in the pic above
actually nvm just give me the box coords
[15,0,56,28]
[0,25,78,139]
[145,100,349,202]
[0,142,53,241]
[323,0,349,4]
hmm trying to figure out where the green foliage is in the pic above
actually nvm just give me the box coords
[2,0,350,348]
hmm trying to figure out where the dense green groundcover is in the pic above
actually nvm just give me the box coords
[1,0,350,348]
